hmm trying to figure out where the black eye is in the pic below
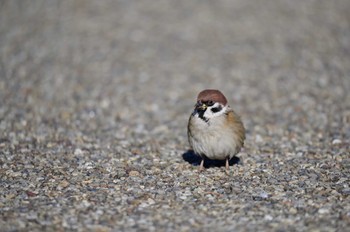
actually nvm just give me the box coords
[211,105,222,113]
[207,100,214,106]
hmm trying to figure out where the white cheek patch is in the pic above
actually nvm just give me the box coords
[203,103,226,119]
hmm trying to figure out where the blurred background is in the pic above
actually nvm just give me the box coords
[1,0,349,149]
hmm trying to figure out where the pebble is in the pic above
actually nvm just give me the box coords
[264,215,273,221]
[332,139,342,145]
[74,148,83,155]
[318,208,330,214]
[128,171,140,177]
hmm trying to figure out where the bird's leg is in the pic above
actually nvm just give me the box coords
[225,156,230,174]
[199,159,204,172]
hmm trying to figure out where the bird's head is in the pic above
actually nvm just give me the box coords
[192,89,228,121]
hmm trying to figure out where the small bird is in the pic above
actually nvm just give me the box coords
[187,89,245,173]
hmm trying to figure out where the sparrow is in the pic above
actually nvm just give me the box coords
[187,89,245,173]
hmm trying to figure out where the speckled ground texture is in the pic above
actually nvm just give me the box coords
[1,0,350,231]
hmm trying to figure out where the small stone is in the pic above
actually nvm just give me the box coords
[252,190,269,201]
[80,200,91,208]
[289,207,298,214]
[332,139,342,145]
[74,148,83,155]
[341,188,350,195]
[147,198,155,204]
[58,180,70,189]
[255,134,264,143]
[26,191,37,197]
[129,170,140,177]
[318,208,329,214]
[90,225,111,232]
[264,215,273,221]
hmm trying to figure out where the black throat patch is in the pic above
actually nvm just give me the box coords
[193,108,209,123]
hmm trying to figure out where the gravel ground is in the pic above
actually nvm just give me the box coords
[1,0,350,231]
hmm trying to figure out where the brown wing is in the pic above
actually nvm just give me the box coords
[226,110,245,148]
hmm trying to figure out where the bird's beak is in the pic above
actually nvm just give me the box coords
[195,102,207,111]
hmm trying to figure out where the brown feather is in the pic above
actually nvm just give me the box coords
[197,89,228,106]
[226,110,245,151]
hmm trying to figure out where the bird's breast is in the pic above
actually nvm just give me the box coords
[188,114,242,160]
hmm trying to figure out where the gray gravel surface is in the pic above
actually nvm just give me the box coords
[1,0,350,231]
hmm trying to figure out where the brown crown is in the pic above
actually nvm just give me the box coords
[197,89,228,105]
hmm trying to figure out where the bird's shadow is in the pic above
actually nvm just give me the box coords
[182,150,241,168]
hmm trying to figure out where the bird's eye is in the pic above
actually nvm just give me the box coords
[207,100,214,106]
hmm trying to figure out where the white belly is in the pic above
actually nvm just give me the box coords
[188,115,240,160]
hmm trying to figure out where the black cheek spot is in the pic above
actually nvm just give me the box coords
[211,106,222,113]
